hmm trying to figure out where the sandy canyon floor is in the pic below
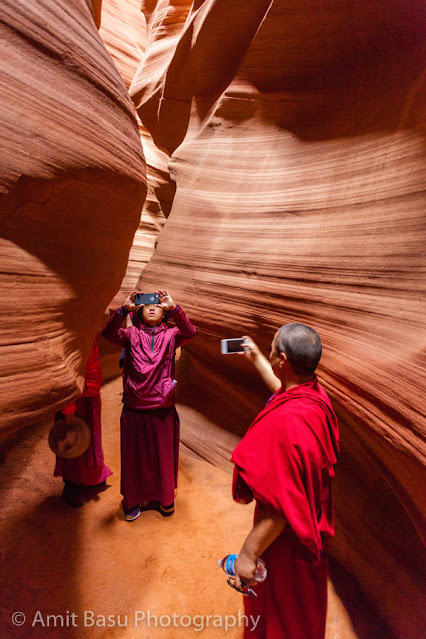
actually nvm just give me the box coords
[0,378,391,638]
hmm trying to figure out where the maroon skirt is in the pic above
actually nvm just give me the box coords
[120,405,180,510]
[243,527,329,639]
[54,394,112,486]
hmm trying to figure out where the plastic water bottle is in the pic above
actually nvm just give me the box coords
[218,554,267,582]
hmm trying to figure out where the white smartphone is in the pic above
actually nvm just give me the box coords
[221,338,246,354]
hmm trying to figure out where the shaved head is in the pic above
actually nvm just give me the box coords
[274,323,322,376]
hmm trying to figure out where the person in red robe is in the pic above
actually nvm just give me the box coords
[54,335,112,507]
[231,324,339,639]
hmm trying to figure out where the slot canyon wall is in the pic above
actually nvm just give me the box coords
[0,1,425,638]
[0,0,147,440]
[128,1,426,638]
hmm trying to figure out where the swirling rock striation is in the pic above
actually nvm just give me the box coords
[99,0,175,310]
[99,0,146,90]
[0,0,146,438]
[131,1,426,637]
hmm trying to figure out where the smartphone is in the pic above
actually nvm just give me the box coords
[134,292,159,306]
[221,338,247,354]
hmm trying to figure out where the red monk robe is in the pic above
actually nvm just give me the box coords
[54,336,112,488]
[232,377,339,639]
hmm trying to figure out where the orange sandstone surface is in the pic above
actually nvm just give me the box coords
[132,2,426,638]
[0,1,425,638]
[0,0,146,439]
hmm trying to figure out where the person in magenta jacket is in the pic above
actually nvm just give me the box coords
[102,289,196,521]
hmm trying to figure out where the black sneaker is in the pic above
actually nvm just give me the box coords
[160,503,174,517]
[124,506,141,521]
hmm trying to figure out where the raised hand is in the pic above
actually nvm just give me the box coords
[240,336,262,362]
[123,291,144,312]
[239,335,281,392]
[157,289,176,312]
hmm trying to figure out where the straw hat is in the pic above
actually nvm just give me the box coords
[48,416,91,459]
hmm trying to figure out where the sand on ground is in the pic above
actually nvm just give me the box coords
[0,378,369,639]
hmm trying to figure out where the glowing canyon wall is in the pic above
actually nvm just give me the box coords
[99,0,176,310]
[0,1,425,637]
[0,0,146,438]
[129,2,426,637]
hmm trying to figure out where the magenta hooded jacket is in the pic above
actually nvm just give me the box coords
[102,305,196,410]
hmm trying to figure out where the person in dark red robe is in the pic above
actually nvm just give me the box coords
[54,335,112,507]
[231,325,339,639]
[101,289,196,521]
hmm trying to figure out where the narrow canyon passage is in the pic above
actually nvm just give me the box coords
[1,2,424,638]
[1,378,392,639]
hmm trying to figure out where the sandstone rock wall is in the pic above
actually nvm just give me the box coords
[0,0,146,439]
[1,1,424,635]
[130,1,426,637]
[99,0,175,310]
[99,0,146,90]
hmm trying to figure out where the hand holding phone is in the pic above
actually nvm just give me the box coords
[157,289,177,312]
[123,291,141,312]
[239,336,262,362]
